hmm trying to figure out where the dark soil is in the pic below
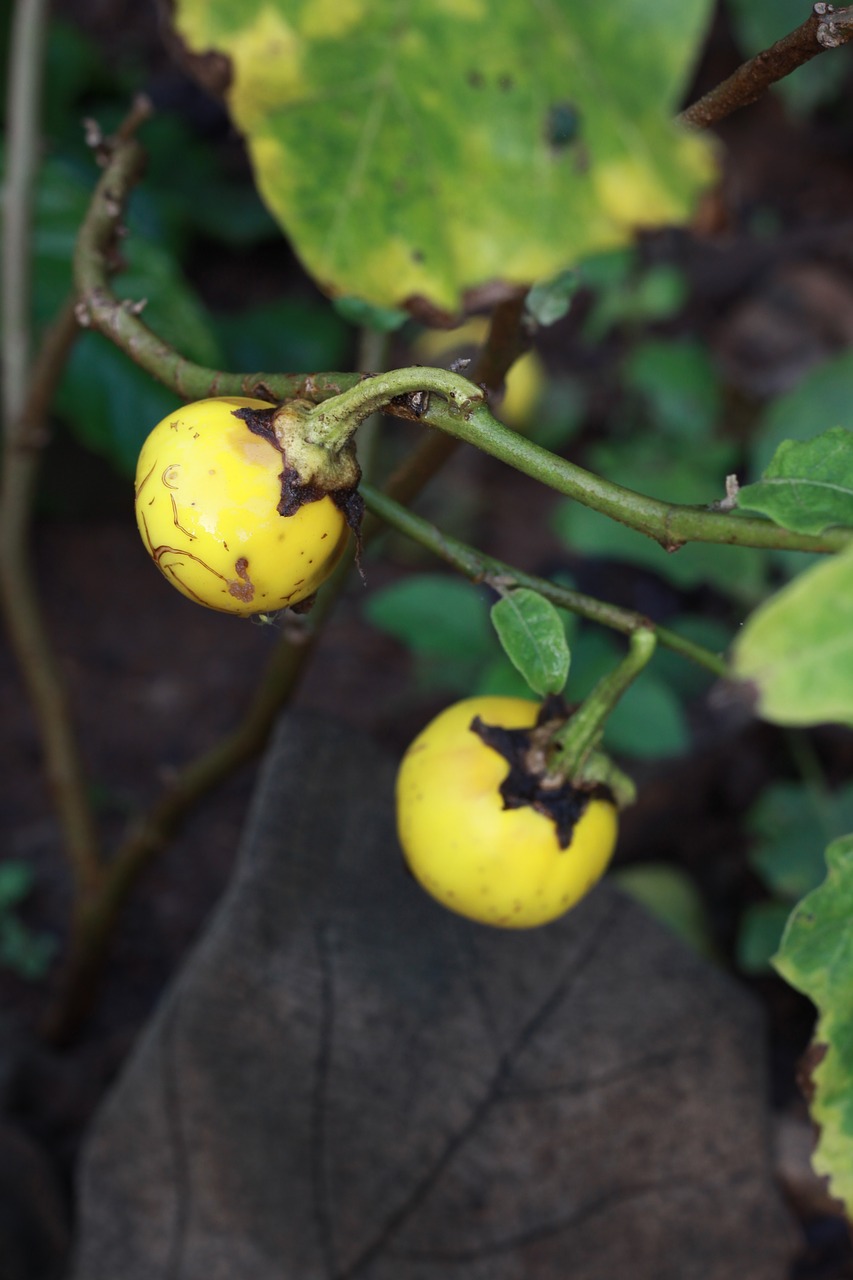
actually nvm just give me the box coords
[3,3,853,1277]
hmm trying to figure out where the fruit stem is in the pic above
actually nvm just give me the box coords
[551,627,657,780]
[303,366,485,452]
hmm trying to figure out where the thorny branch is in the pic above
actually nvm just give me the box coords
[360,485,729,679]
[679,3,853,130]
[78,125,850,558]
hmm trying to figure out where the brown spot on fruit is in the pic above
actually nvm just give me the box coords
[227,556,255,603]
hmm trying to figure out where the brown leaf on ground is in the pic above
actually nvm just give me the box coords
[72,713,794,1280]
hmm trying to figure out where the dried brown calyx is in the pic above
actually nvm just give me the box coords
[470,695,612,849]
[232,403,364,545]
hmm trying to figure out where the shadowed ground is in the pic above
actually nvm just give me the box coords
[71,713,794,1280]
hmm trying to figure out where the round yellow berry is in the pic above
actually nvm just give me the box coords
[134,397,349,616]
[396,696,618,928]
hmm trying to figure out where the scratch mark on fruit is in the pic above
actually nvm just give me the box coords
[139,509,156,557]
[169,494,195,540]
[135,461,156,498]
[158,550,226,605]
[143,523,231,605]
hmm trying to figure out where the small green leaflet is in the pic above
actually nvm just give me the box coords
[525,270,580,328]
[737,427,853,535]
[774,834,853,1215]
[490,589,570,697]
[730,544,853,727]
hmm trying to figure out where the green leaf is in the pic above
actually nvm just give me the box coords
[576,247,635,291]
[43,20,116,141]
[30,154,93,326]
[737,900,794,975]
[747,782,853,901]
[622,339,722,441]
[582,262,688,343]
[564,629,689,759]
[364,574,493,661]
[652,615,731,699]
[737,427,853,536]
[528,376,585,452]
[490,589,570,697]
[0,862,35,910]
[730,545,853,728]
[526,270,580,327]
[139,113,280,251]
[604,671,689,759]
[170,0,716,313]
[54,337,183,476]
[613,863,717,960]
[31,150,223,474]
[0,917,57,982]
[751,351,853,475]
[774,834,853,1214]
[365,575,499,695]
[117,237,224,368]
[214,296,351,371]
[22,146,222,474]
[333,296,409,333]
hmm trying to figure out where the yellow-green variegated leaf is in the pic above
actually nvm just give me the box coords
[170,0,716,316]
[730,545,853,728]
[774,835,853,1215]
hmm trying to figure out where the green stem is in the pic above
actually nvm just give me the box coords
[76,127,849,559]
[73,129,359,406]
[315,376,848,556]
[552,629,657,775]
[352,326,392,484]
[417,400,851,556]
[2,0,48,430]
[305,366,484,450]
[361,483,728,678]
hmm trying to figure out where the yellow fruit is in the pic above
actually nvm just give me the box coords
[396,695,618,928]
[134,396,349,616]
